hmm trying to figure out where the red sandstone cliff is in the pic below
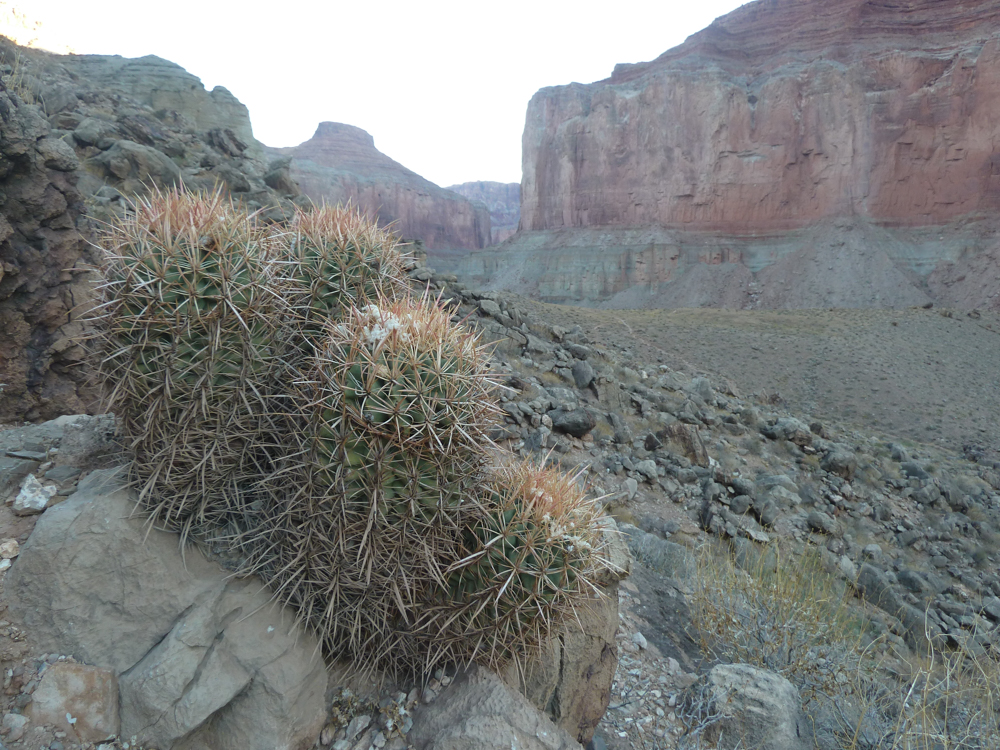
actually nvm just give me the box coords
[275,123,491,251]
[523,0,1000,233]
[466,0,1000,309]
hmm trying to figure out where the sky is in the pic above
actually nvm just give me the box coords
[21,1,747,187]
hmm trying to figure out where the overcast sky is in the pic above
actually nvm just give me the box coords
[25,1,746,187]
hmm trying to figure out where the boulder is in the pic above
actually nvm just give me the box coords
[550,408,596,438]
[6,469,328,750]
[571,360,595,389]
[691,663,812,750]
[409,665,580,750]
[821,448,858,480]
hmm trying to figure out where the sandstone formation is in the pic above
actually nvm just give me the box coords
[456,0,1000,309]
[446,181,520,244]
[272,122,491,251]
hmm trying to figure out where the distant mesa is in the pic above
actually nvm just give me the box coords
[271,122,492,252]
[450,0,1000,311]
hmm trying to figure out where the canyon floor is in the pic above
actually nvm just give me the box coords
[505,299,1000,463]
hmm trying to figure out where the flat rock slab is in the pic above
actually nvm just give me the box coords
[26,661,119,743]
[7,469,327,750]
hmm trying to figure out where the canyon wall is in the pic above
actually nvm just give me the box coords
[456,0,1000,309]
[274,123,491,251]
[447,181,520,244]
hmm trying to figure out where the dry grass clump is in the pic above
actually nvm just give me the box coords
[689,542,872,706]
[686,541,1000,749]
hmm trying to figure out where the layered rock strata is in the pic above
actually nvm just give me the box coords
[273,123,491,251]
[478,0,1000,308]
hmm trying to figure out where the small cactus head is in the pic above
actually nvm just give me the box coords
[278,203,410,350]
[312,295,501,453]
[427,457,610,672]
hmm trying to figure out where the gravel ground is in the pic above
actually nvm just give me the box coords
[507,300,1000,463]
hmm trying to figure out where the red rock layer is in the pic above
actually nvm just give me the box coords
[522,0,1000,234]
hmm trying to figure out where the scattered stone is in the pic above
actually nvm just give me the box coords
[806,511,840,536]
[551,408,597,438]
[635,459,659,482]
[12,474,57,516]
[622,477,638,500]
[821,448,858,480]
[0,458,39,499]
[0,540,18,559]
[619,524,695,579]
[1,713,28,742]
[26,662,119,743]
[572,360,596,389]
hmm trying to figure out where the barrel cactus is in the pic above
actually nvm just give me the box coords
[92,187,282,537]
[251,296,501,677]
[276,204,410,355]
[93,190,614,682]
[427,458,608,672]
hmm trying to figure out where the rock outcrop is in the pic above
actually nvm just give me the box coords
[0,60,95,422]
[446,181,520,244]
[273,122,491,251]
[0,38,302,421]
[459,0,1000,309]
[409,665,580,750]
[7,468,330,750]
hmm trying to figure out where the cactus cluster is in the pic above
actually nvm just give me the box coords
[91,187,609,679]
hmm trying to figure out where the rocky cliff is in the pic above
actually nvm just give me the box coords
[447,181,520,244]
[273,123,491,252]
[460,0,1000,309]
[0,69,95,421]
[0,38,302,421]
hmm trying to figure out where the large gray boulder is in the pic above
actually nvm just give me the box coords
[692,664,812,750]
[410,665,580,750]
[6,469,328,750]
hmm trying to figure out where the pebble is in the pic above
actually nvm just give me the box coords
[345,714,370,741]
[0,540,19,559]
[632,632,648,650]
